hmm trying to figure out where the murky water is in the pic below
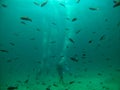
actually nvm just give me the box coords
[0,0,120,90]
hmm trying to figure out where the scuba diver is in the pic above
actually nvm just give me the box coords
[56,57,71,84]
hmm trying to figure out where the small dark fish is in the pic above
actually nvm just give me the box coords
[76,0,80,3]
[89,7,99,11]
[69,38,74,43]
[105,18,108,22]
[33,2,40,6]
[41,82,46,85]
[69,81,75,84]
[41,0,48,7]
[97,73,103,76]
[20,16,32,22]
[7,59,12,63]
[92,32,96,34]
[9,42,15,46]
[59,3,65,7]
[113,1,120,8]
[65,28,69,31]
[53,83,58,87]
[82,53,86,56]
[70,57,78,62]
[36,28,40,31]
[1,4,7,8]
[0,50,8,53]
[117,21,120,27]
[72,18,77,22]
[50,56,56,58]
[30,38,35,40]
[76,30,80,34]
[52,22,56,25]
[66,17,70,20]
[21,21,26,25]
[24,79,29,83]
[115,68,120,72]
[46,85,51,90]
[99,35,105,41]
[7,86,18,90]
[49,41,56,44]
[84,68,88,72]
[88,40,92,43]
[81,53,86,59]
[13,33,19,37]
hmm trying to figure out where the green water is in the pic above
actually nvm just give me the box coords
[0,0,120,90]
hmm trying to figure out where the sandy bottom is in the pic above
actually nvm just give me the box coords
[1,71,120,90]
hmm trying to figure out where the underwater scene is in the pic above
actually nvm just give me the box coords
[0,0,120,90]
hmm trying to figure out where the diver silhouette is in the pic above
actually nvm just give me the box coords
[57,57,71,84]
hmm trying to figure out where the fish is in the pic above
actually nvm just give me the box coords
[52,22,56,25]
[1,4,7,8]
[53,83,58,87]
[7,86,18,90]
[72,18,77,22]
[7,59,12,63]
[59,3,65,7]
[65,28,70,31]
[113,1,120,8]
[24,79,29,83]
[99,35,105,41]
[0,50,8,53]
[97,73,103,76]
[46,85,51,90]
[113,2,120,7]
[117,21,120,27]
[21,21,26,25]
[20,16,32,22]
[76,0,80,3]
[36,28,40,31]
[69,81,75,84]
[70,57,78,62]
[115,68,120,72]
[30,38,35,40]
[66,17,70,20]
[75,30,80,34]
[41,0,48,7]
[49,41,56,44]
[9,42,15,46]
[89,7,99,11]
[69,38,75,43]
[33,2,40,6]
[88,40,93,43]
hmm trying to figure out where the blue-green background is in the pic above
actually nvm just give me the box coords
[0,0,120,90]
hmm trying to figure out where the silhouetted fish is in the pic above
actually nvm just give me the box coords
[7,86,18,90]
[99,35,105,41]
[33,2,40,6]
[1,4,7,8]
[0,49,8,53]
[113,1,120,8]
[72,18,77,22]
[41,0,48,7]
[20,16,32,22]
[89,7,99,10]
[9,42,15,46]
[76,0,80,3]
[59,3,65,7]
[70,57,78,62]
[69,38,75,43]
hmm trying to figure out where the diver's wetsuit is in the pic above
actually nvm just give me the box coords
[57,62,64,84]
